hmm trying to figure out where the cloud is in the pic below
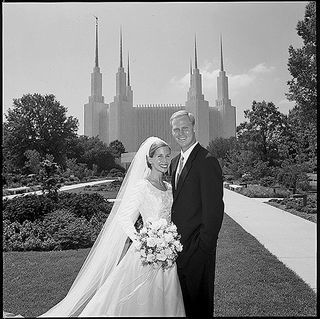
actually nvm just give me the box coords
[229,63,275,96]
[169,73,189,89]
[169,61,275,94]
[277,99,295,114]
[169,60,219,91]
[249,63,275,74]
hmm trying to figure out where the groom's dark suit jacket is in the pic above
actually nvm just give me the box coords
[170,142,224,269]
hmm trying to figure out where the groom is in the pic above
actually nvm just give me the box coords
[169,110,224,317]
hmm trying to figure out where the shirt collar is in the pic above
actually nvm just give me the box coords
[180,141,198,162]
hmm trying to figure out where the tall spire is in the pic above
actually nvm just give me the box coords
[95,16,99,67]
[220,34,224,71]
[194,34,198,69]
[190,57,192,85]
[127,52,130,86]
[120,26,123,68]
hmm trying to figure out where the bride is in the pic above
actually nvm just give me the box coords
[4,137,185,317]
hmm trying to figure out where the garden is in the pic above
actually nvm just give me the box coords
[2,156,125,252]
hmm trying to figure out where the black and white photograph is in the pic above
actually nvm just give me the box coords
[3,1,316,317]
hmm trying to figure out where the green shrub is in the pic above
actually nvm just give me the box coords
[3,208,106,251]
[56,192,111,221]
[2,192,112,224]
[108,168,125,178]
[236,185,291,198]
[43,209,94,250]
[2,194,55,223]
[269,194,317,215]
[259,176,276,187]
[3,219,55,252]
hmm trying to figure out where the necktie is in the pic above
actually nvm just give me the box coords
[176,156,184,188]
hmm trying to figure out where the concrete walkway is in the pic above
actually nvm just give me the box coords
[223,188,317,292]
[2,179,115,200]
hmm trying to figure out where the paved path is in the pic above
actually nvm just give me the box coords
[2,179,115,200]
[223,188,317,292]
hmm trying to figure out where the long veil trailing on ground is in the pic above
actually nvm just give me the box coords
[33,136,163,317]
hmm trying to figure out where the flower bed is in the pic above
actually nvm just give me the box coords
[231,184,291,198]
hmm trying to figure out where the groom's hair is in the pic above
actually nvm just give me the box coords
[169,110,195,126]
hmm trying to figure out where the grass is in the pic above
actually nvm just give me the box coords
[3,214,316,317]
[214,215,316,317]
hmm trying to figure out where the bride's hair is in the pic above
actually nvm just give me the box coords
[146,140,171,169]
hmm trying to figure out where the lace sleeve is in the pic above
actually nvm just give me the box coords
[117,179,146,242]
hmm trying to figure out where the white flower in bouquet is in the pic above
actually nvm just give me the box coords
[156,252,167,261]
[174,240,183,252]
[164,232,174,242]
[168,224,177,232]
[164,247,173,256]
[146,237,157,247]
[134,218,183,270]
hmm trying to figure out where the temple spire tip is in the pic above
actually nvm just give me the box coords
[120,26,123,68]
[220,34,224,71]
[94,16,99,68]
[194,34,198,69]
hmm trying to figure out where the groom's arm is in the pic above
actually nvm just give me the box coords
[198,154,224,254]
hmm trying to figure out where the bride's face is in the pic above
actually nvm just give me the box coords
[149,146,171,174]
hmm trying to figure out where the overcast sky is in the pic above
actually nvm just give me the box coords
[3,1,308,135]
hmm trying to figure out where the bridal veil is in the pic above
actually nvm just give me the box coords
[39,136,165,317]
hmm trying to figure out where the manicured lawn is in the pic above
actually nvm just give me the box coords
[3,214,316,317]
[214,214,316,316]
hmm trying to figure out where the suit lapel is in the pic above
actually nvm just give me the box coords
[171,155,181,197]
[173,143,201,202]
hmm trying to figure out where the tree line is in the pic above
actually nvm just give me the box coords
[208,2,316,192]
[2,93,125,181]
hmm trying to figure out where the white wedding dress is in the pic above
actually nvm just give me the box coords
[77,178,185,317]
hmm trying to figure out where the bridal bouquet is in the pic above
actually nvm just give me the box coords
[134,218,183,270]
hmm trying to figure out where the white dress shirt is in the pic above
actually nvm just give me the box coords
[175,142,199,185]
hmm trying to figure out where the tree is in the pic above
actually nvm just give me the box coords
[285,1,317,172]
[237,100,289,166]
[207,137,237,159]
[109,140,126,158]
[3,93,79,169]
[23,149,42,175]
[39,158,61,200]
[286,107,317,171]
[286,1,316,124]
[207,136,237,169]
[66,136,116,173]
[224,149,256,180]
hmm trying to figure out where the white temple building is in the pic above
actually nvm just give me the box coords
[84,21,236,156]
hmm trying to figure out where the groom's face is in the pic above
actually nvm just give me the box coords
[171,115,196,152]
